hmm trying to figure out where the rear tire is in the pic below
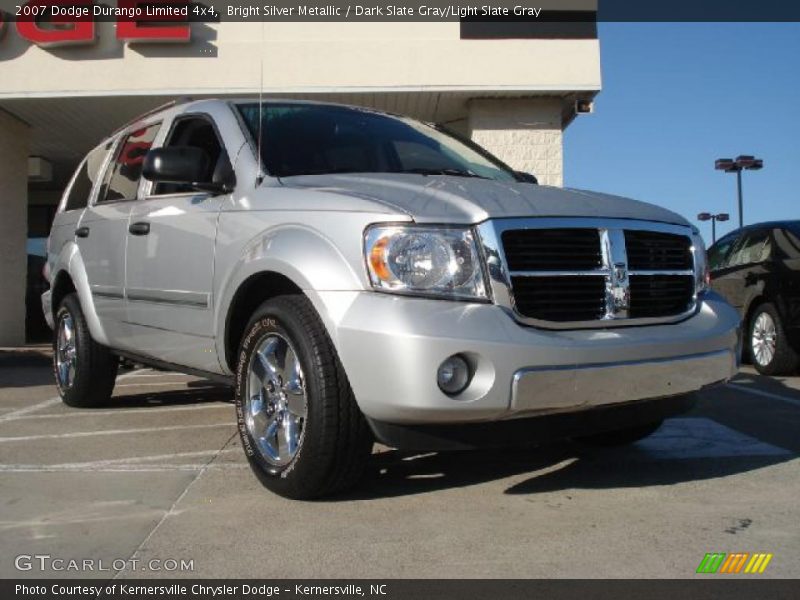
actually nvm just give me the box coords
[53,293,118,407]
[235,294,373,499]
[577,420,663,447]
[749,302,799,376]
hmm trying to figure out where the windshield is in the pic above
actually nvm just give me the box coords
[236,102,518,183]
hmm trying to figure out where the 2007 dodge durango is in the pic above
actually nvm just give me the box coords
[42,99,741,498]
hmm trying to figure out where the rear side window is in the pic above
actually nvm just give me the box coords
[772,227,800,260]
[63,141,113,211]
[99,123,160,203]
[728,229,771,267]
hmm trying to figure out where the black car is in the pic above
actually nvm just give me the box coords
[708,221,800,375]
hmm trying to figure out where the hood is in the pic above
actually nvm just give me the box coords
[279,173,690,227]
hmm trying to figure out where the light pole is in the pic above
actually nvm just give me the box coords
[697,212,730,244]
[714,155,763,229]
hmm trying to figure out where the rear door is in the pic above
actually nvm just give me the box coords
[76,124,160,338]
[123,113,229,370]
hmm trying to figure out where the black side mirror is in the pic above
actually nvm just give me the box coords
[143,146,235,195]
[514,171,538,184]
[209,148,236,194]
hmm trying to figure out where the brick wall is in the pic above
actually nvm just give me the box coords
[468,98,564,187]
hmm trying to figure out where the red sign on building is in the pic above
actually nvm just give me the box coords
[5,0,192,47]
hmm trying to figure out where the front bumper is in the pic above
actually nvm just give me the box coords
[327,290,740,425]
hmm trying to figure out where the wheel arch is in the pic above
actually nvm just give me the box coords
[50,270,77,322]
[222,270,306,373]
[48,242,112,346]
[744,294,768,333]
[215,224,366,374]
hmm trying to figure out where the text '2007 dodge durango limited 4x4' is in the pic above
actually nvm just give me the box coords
[43,99,741,498]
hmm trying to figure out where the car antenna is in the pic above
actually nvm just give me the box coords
[255,20,265,187]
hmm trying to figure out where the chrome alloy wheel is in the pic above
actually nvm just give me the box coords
[245,333,307,466]
[55,312,77,390]
[752,312,778,367]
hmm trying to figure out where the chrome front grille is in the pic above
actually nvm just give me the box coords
[477,218,699,329]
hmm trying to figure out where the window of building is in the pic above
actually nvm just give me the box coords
[99,123,160,203]
[153,116,223,195]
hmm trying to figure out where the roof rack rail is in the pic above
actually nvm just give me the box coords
[111,96,194,137]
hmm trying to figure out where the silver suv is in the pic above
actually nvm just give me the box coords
[43,99,740,498]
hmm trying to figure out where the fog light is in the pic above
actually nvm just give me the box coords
[437,355,471,395]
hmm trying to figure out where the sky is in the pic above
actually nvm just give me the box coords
[564,22,800,245]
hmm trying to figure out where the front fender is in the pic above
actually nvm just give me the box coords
[214,224,365,369]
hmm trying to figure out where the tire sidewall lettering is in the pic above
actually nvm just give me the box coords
[235,313,304,476]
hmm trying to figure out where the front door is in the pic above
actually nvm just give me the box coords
[124,114,228,371]
[712,229,771,312]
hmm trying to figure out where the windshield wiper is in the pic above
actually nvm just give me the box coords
[395,167,488,179]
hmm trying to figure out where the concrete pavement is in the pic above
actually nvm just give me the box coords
[1,349,798,579]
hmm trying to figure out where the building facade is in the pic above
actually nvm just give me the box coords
[0,14,601,344]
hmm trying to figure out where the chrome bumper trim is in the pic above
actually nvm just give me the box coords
[511,348,736,414]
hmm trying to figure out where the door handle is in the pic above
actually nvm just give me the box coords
[75,226,90,238]
[128,222,151,236]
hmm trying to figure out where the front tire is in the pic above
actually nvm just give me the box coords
[53,293,118,407]
[577,420,663,447]
[749,302,799,375]
[235,294,372,499]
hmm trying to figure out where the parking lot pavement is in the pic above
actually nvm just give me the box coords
[1,349,798,579]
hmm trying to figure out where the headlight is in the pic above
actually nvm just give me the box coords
[692,232,710,294]
[364,225,488,300]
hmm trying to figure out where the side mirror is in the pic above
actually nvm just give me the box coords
[143,146,235,195]
[514,171,538,184]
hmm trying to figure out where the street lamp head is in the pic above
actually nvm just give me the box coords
[715,158,738,172]
[716,213,730,222]
[697,212,711,221]
[735,155,763,170]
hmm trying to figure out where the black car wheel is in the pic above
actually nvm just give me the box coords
[749,302,799,375]
[235,294,373,499]
[54,293,119,407]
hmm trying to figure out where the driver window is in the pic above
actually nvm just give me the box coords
[153,116,223,195]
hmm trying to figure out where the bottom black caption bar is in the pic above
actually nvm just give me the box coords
[3,580,798,600]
